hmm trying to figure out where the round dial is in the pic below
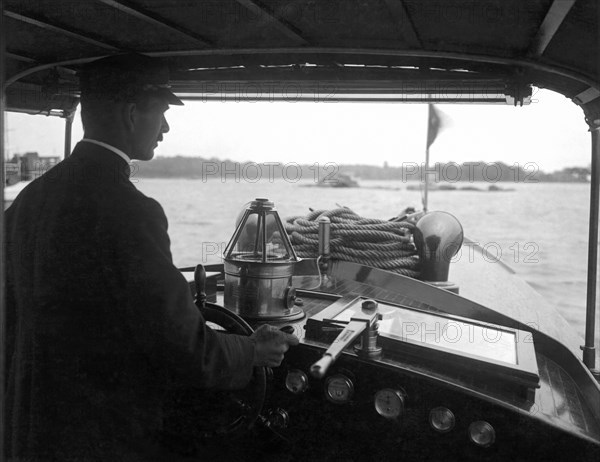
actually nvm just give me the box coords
[374,389,405,419]
[468,421,496,447]
[285,369,308,394]
[429,407,455,433]
[325,374,354,404]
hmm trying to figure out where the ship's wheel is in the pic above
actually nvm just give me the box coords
[161,267,267,455]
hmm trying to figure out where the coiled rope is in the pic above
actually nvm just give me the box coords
[285,208,421,278]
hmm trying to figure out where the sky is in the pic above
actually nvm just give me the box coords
[4,88,591,173]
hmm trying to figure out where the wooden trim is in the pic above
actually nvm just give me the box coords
[6,51,36,63]
[235,0,309,46]
[5,47,598,92]
[96,0,212,47]
[574,87,600,106]
[3,10,120,51]
[306,296,540,395]
[148,47,599,90]
[527,0,577,57]
[381,0,422,48]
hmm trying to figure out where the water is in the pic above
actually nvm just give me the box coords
[135,178,598,344]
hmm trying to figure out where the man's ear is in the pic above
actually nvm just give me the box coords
[121,102,137,133]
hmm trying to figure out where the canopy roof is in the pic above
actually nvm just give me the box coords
[3,0,599,119]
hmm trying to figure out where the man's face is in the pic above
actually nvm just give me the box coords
[130,96,170,161]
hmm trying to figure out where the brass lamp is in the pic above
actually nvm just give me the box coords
[223,198,304,321]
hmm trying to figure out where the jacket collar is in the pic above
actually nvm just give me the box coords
[68,141,132,182]
[80,139,131,164]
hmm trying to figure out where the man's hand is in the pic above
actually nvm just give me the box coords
[251,324,299,367]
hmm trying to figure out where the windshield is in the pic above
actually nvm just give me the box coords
[4,89,596,353]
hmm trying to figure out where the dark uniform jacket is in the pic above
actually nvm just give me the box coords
[4,142,255,461]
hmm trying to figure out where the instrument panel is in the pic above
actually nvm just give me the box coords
[266,344,593,462]
[258,294,595,461]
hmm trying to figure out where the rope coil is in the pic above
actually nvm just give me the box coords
[286,208,420,278]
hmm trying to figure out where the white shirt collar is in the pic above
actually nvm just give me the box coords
[80,138,132,164]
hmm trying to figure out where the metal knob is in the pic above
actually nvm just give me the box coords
[194,264,207,308]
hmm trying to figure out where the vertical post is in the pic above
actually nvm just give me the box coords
[261,212,267,263]
[318,216,331,259]
[582,121,600,375]
[318,216,331,276]
[0,0,7,457]
[424,104,440,213]
[423,146,430,212]
[64,110,74,159]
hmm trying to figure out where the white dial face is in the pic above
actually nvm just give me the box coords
[374,389,405,419]
[326,375,354,403]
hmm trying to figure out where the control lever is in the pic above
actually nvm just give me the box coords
[194,264,207,309]
[310,300,381,379]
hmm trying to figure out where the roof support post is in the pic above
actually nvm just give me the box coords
[582,112,600,378]
[0,0,6,456]
[64,110,74,159]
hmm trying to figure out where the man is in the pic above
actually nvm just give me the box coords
[4,54,298,461]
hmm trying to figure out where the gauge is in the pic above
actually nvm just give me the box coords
[468,421,496,447]
[429,407,455,433]
[266,408,290,429]
[285,369,308,394]
[325,374,354,404]
[374,389,405,419]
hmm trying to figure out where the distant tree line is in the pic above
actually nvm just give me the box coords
[134,156,590,183]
